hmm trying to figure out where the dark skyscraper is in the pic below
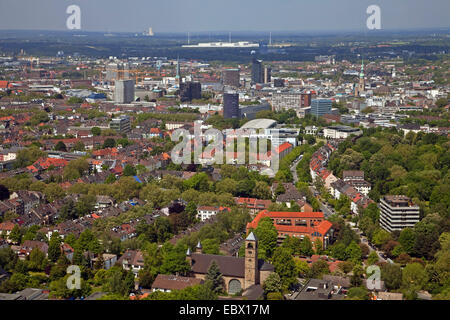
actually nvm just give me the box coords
[251,57,263,84]
[223,92,240,119]
[179,81,202,102]
[222,68,240,87]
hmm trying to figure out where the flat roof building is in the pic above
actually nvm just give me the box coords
[379,195,420,233]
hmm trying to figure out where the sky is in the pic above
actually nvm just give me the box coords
[0,0,449,33]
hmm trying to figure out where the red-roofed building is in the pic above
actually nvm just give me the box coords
[276,142,293,159]
[234,197,272,214]
[26,157,69,173]
[246,210,333,248]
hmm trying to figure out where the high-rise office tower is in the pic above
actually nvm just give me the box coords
[263,66,271,84]
[251,57,263,84]
[222,68,240,87]
[115,79,135,103]
[310,98,332,118]
[223,92,240,119]
[110,115,131,134]
[180,81,202,102]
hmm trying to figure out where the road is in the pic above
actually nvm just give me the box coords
[308,185,335,217]
[289,154,303,184]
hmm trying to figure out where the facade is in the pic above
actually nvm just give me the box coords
[263,66,271,84]
[118,250,145,277]
[251,58,263,84]
[323,125,363,139]
[239,103,271,120]
[379,195,420,232]
[271,92,311,112]
[110,115,131,134]
[246,210,333,249]
[274,78,284,87]
[310,99,332,118]
[179,81,202,102]
[196,206,230,222]
[222,68,240,87]
[114,79,135,103]
[223,92,240,119]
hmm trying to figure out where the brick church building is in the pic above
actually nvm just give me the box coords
[186,232,274,295]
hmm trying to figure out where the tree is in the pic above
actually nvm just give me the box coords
[28,248,47,271]
[314,238,323,255]
[351,264,363,287]
[294,259,310,277]
[123,164,137,177]
[48,232,62,262]
[338,261,354,274]
[367,251,379,265]
[274,183,286,196]
[215,178,237,195]
[346,287,369,300]
[54,141,67,152]
[253,217,278,260]
[9,224,22,244]
[299,237,314,257]
[398,228,415,255]
[271,247,297,290]
[160,243,190,275]
[0,184,10,201]
[202,238,220,255]
[205,260,224,294]
[43,183,66,202]
[73,141,85,151]
[402,262,428,292]
[91,127,101,136]
[262,272,282,295]
[310,259,330,279]
[252,181,272,199]
[381,263,402,290]
[103,138,116,148]
[345,241,362,263]
[372,229,391,247]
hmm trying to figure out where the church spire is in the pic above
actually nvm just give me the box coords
[360,59,365,79]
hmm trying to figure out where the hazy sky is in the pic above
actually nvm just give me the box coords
[0,0,449,33]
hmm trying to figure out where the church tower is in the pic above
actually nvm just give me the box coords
[356,59,365,96]
[244,232,259,289]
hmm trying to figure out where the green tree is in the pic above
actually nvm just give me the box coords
[123,164,137,177]
[9,224,22,244]
[381,263,402,290]
[262,272,282,295]
[310,259,330,279]
[54,141,67,152]
[205,260,224,294]
[345,241,362,263]
[398,228,415,255]
[271,247,297,290]
[48,232,62,262]
[402,262,428,292]
[299,237,314,257]
[367,251,379,265]
[91,127,101,136]
[253,217,278,260]
[103,138,116,148]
